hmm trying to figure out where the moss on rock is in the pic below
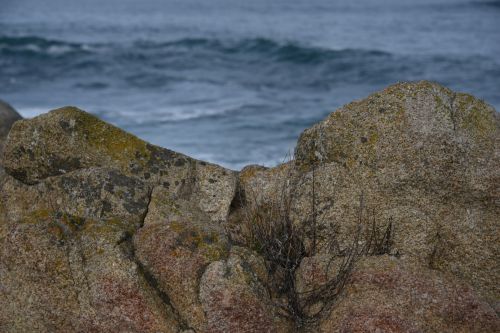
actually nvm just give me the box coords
[2,106,188,183]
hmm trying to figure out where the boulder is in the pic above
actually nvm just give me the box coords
[3,106,187,184]
[199,246,292,333]
[296,255,499,333]
[0,82,499,332]
[300,82,499,304]
[0,100,22,164]
[134,187,231,331]
[0,107,237,332]
[238,82,499,307]
[0,170,179,332]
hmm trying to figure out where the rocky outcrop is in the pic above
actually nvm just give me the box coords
[238,82,499,299]
[295,255,499,332]
[0,100,21,137]
[1,107,237,332]
[1,82,499,332]
[0,100,22,162]
[292,82,499,304]
[233,82,499,331]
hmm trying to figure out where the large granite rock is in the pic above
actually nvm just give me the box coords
[0,100,21,138]
[295,255,499,333]
[1,107,238,332]
[1,82,498,332]
[134,186,232,331]
[199,246,292,333]
[238,82,499,306]
[0,100,22,162]
[0,168,179,332]
[297,82,499,304]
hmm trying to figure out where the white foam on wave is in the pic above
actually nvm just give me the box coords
[0,41,88,55]
[46,45,76,55]
[0,43,42,53]
[109,97,255,125]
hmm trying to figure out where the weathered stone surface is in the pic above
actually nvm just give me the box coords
[0,172,179,332]
[2,106,237,222]
[295,82,500,304]
[1,167,151,225]
[0,216,180,333]
[0,100,22,162]
[199,246,292,333]
[0,100,21,138]
[302,255,499,333]
[3,106,187,184]
[1,82,498,332]
[238,82,499,307]
[134,186,231,331]
[0,107,237,332]
[225,163,295,244]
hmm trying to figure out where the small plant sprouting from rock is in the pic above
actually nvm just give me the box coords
[235,162,396,328]
[363,214,394,256]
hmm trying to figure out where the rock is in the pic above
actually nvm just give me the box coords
[295,82,500,304]
[0,106,237,332]
[0,100,22,162]
[0,100,21,139]
[238,82,499,306]
[199,246,292,333]
[0,174,179,332]
[1,82,499,332]
[134,187,231,331]
[3,106,187,184]
[2,106,237,222]
[0,221,180,332]
[225,163,295,244]
[307,255,500,333]
[1,167,151,225]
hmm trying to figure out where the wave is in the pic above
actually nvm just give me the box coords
[477,0,500,9]
[135,37,392,64]
[4,34,498,126]
[0,35,93,56]
[0,34,392,64]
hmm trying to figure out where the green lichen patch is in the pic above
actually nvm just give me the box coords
[454,94,497,139]
[19,209,87,241]
[17,208,139,248]
[4,106,195,184]
[82,216,139,238]
[55,107,153,170]
[167,221,229,262]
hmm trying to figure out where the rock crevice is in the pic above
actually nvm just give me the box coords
[0,82,498,332]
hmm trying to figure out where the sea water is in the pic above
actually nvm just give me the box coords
[1,0,499,169]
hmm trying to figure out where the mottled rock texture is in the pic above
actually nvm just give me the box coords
[296,255,499,333]
[0,100,22,161]
[1,107,237,332]
[292,82,500,304]
[1,81,499,332]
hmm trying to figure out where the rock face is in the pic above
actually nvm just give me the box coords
[296,255,499,333]
[1,82,499,333]
[1,107,237,332]
[291,82,499,304]
[0,100,22,160]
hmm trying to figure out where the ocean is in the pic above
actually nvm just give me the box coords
[1,0,499,170]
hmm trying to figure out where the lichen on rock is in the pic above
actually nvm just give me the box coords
[290,82,500,305]
[0,81,498,332]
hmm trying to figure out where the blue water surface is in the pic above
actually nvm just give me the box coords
[1,0,499,169]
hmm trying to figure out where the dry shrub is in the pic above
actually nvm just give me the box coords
[234,163,395,327]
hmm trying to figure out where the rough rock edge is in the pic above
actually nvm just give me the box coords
[117,186,196,331]
[1,81,499,332]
